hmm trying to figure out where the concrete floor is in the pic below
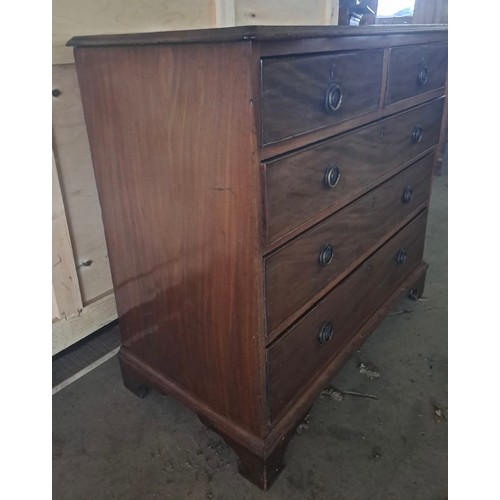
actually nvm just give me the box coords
[53,172,447,499]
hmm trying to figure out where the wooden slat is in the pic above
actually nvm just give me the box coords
[52,285,60,321]
[53,0,217,64]
[52,64,114,305]
[52,154,83,319]
[324,0,339,24]
[52,293,118,355]
[214,0,236,27]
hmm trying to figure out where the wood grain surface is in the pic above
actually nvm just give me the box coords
[264,97,444,245]
[268,210,428,420]
[261,48,384,145]
[74,42,266,435]
[265,153,433,335]
[386,42,448,105]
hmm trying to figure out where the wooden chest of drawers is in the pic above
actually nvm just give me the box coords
[69,25,448,490]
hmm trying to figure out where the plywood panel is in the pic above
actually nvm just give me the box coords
[52,65,114,305]
[52,154,83,319]
[214,0,236,26]
[235,0,333,25]
[324,0,340,24]
[52,294,118,355]
[53,0,216,64]
[52,285,60,321]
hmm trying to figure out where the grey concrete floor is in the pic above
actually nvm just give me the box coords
[53,172,447,499]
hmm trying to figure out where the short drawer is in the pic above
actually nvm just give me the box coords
[265,98,444,245]
[268,210,428,421]
[261,49,384,146]
[265,153,433,333]
[386,42,447,105]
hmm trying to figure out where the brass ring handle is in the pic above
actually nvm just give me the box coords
[396,249,407,265]
[325,83,343,112]
[318,322,333,344]
[402,185,413,204]
[417,66,429,86]
[319,243,334,266]
[412,124,423,144]
[324,165,341,189]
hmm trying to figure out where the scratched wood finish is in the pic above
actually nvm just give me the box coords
[261,49,384,145]
[74,42,266,435]
[386,42,448,105]
[264,97,444,245]
[268,210,428,420]
[265,153,433,334]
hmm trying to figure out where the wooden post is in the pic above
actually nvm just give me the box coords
[52,153,83,320]
[214,0,236,27]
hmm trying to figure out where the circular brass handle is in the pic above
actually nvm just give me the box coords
[319,243,334,266]
[402,185,413,204]
[325,83,343,112]
[417,66,429,86]
[396,249,407,265]
[412,124,423,144]
[318,322,333,344]
[324,165,341,188]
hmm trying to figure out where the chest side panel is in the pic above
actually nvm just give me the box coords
[74,42,266,435]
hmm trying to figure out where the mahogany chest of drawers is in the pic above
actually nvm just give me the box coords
[69,25,448,490]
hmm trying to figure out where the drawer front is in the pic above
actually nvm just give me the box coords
[268,211,428,420]
[386,42,447,105]
[265,153,433,333]
[261,49,384,145]
[265,98,444,244]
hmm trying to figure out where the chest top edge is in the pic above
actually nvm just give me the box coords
[67,24,448,49]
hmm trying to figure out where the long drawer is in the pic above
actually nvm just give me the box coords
[268,210,429,421]
[265,153,433,333]
[261,49,384,145]
[386,42,448,105]
[265,98,444,245]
